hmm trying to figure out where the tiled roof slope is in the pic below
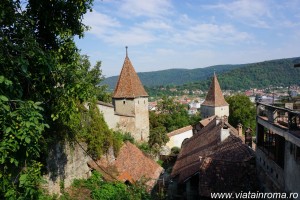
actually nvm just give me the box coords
[113,56,148,98]
[89,142,162,190]
[171,118,255,184]
[202,74,228,107]
[114,142,162,190]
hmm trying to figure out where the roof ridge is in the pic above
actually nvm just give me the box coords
[113,55,148,98]
[202,74,228,107]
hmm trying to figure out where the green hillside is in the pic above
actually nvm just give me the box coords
[102,64,247,90]
[186,57,300,91]
[103,57,300,92]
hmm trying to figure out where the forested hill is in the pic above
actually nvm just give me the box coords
[102,63,248,89]
[192,57,300,91]
[102,57,300,91]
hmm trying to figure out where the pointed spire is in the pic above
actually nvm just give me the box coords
[113,50,148,98]
[202,73,228,107]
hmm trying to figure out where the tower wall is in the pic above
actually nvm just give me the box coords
[113,98,135,116]
[134,97,149,142]
[201,105,229,119]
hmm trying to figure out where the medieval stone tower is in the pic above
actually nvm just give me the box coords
[201,73,229,119]
[112,47,149,142]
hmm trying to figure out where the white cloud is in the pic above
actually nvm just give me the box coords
[83,10,120,35]
[139,20,172,30]
[101,27,157,46]
[172,23,252,46]
[118,0,173,18]
[204,0,273,28]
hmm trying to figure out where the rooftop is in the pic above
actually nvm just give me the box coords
[171,118,255,185]
[202,74,229,107]
[113,48,148,99]
[89,142,163,190]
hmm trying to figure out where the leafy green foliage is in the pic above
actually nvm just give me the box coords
[225,94,256,134]
[149,96,193,149]
[0,0,119,198]
[78,103,123,159]
[66,171,151,200]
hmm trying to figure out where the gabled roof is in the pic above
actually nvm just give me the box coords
[113,52,148,98]
[171,118,255,184]
[202,74,228,107]
[167,125,193,137]
[88,142,163,191]
[199,115,216,127]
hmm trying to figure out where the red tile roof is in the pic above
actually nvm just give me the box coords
[199,115,216,127]
[113,55,148,98]
[89,142,162,190]
[171,118,255,186]
[202,74,228,107]
[114,142,162,189]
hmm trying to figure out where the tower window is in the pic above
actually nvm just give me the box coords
[123,100,125,105]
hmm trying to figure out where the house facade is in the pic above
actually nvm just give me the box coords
[256,102,300,195]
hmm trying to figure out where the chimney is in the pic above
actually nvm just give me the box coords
[237,123,243,136]
[245,127,253,148]
[221,124,230,142]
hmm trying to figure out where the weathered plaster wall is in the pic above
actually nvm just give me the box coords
[256,148,284,192]
[97,103,120,130]
[114,99,135,116]
[134,97,149,142]
[284,141,300,197]
[201,105,229,119]
[166,130,193,149]
[43,142,92,195]
[98,98,149,143]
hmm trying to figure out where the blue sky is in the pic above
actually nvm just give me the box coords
[75,0,300,77]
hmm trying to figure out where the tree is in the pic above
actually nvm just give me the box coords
[0,0,116,198]
[225,94,256,134]
[148,96,194,150]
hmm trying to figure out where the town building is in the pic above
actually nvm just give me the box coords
[168,73,257,199]
[201,73,229,119]
[256,102,300,194]
[97,48,149,142]
[170,118,257,199]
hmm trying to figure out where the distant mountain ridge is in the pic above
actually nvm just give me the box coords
[102,57,300,91]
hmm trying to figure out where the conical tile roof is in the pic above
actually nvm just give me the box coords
[202,74,228,107]
[113,53,148,98]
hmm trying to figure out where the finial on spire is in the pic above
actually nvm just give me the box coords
[125,46,128,57]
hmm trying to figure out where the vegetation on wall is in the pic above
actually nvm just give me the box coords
[0,0,123,198]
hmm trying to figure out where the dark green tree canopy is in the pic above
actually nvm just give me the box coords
[225,94,256,134]
[0,0,123,199]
